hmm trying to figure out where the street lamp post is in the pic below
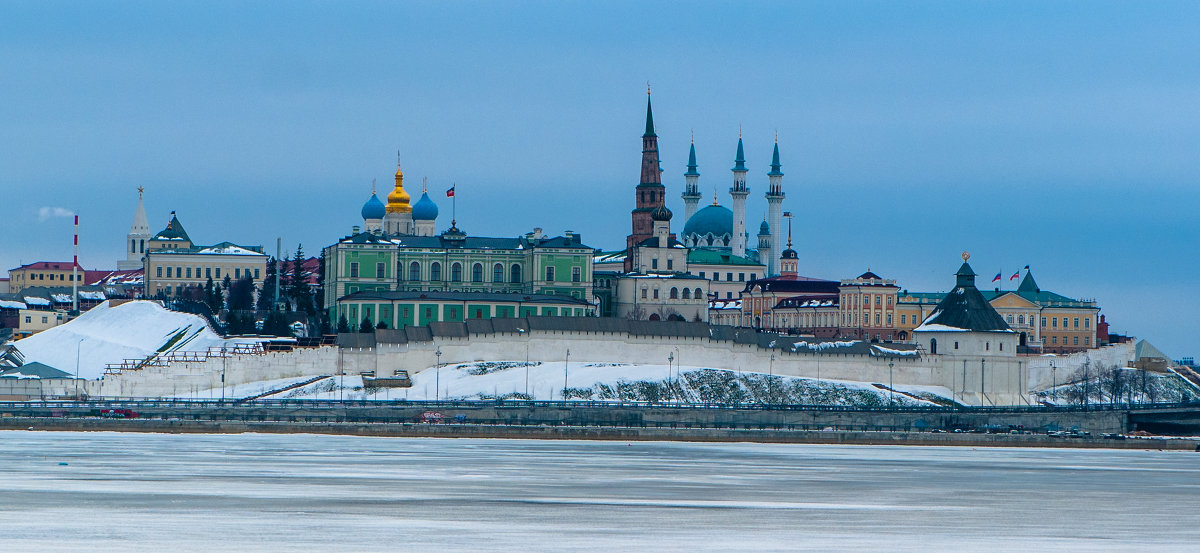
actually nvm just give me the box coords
[435,347,442,402]
[981,358,987,406]
[889,361,895,408]
[668,352,675,403]
[221,345,227,404]
[1050,360,1056,404]
[563,348,570,400]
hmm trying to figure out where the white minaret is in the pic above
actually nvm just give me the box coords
[119,186,151,270]
[681,137,702,224]
[756,218,772,273]
[765,138,785,277]
[729,133,749,257]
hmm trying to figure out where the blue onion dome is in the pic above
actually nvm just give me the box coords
[651,204,673,221]
[758,220,770,235]
[361,193,386,220]
[411,192,439,221]
[682,204,733,239]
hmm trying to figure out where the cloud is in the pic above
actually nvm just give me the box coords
[37,207,74,221]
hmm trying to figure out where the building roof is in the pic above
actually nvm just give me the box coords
[636,236,685,248]
[682,204,733,240]
[152,214,191,242]
[338,290,592,306]
[746,275,840,295]
[687,249,763,267]
[361,193,386,220]
[914,262,1012,333]
[1,362,76,379]
[904,268,1095,309]
[149,242,266,257]
[412,192,439,221]
[9,261,84,272]
[774,293,839,309]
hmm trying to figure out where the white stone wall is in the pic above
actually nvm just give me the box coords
[60,329,1136,405]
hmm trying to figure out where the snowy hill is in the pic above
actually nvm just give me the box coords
[12,300,243,380]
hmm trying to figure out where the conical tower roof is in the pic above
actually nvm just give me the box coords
[767,141,783,177]
[130,187,149,234]
[917,257,1011,332]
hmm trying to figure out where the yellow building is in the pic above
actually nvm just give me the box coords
[144,242,268,297]
[7,262,85,294]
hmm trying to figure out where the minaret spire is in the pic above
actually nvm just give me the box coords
[681,135,702,229]
[730,134,749,257]
[765,136,786,276]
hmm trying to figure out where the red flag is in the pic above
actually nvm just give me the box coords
[446,186,455,197]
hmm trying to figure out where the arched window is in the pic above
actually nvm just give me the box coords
[451,262,462,282]
[510,264,522,283]
[430,262,442,281]
[139,239,144,253]
[409,261,420,282]
[493,263,504,283]
[130,239,136,253]
[669,287,678,299]
[472,263,483,282]
[929,338,937,355]
[694,288,702,299]
[682,288,691,299]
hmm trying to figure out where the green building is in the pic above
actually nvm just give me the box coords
[323,176,595,327]
[337,290,593,328]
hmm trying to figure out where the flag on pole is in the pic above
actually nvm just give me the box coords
[992,273,1002,282]
[446,186,455,197]
[1010,271,1020,281]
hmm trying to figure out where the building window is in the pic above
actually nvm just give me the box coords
[376,262,385,278]
[186,267,192,278]
[726,273,732,281]
[875,313,880,325]
[875,295,881,306]
[999,343,1003,351]
[545,266,554,282]
[1018,314,1024,324]
[350,262,359,278]
[712,273,718,281]
[1073,336,1079,346]
[887,313,892,325]
[1051,318,1057,328]
[652,259,658,270]
[409,262,421,282]
[1084,317,1090,329]
[682,288,691,299]
[695,288,702,299]
[954,341,959,350]
[986,342,990,351]
[667,259,673,270]
[670,287,678,299]
[1085,337,1090,345]
[652,288,659,299]
[215,267,221,278]
[235,268,241,278]
[510,264,522,283]
[900,314,906,324]
[1040,317,1046,327]
[472,263,484,282]
[452,262,463,282]
[699,272,705,278]
[156,267,163,278]
[1006,314,1013,323]
[572,266,581,282]
[493,263,504,283]
[641,288,647,299]
[1052,336,1058,344]
[430,262,442,281]
[396,261,403,281]
[738,272,744,281]
[750,273,756,280]
[1073,317,1079,329]
[726,291,732,299]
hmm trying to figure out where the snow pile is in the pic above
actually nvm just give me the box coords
[792,340,857,351]
[12,300,246,380]
[258,361,957,407]
[870,345,920,357]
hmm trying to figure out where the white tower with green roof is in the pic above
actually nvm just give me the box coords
[729,135,749,257]
[765,139,785,277]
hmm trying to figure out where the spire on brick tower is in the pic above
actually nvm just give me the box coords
[681,133,702,224]
[764,135,786,277]
[729,133,749,258]
[627,86,668,271]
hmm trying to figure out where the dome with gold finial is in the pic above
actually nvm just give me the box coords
[386,156,412,213]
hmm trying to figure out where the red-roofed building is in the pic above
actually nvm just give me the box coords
[8,262,88,294]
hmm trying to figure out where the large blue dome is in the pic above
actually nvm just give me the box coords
[361,193,386,220]
[412,192,438,221]
[682,204,733,240]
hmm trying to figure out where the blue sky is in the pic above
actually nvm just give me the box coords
[2,1,1197,356]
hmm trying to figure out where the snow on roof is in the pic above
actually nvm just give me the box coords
[911,323,969,332]
[79,291,106,300]
[792,340,858,351]
[196,244,262,256]
[0,300,27,310]
[870,345,920,357]
[51,294,72,303]
[23,296,50,306]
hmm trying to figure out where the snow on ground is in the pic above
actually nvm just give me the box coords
[256,361,957,406]
[11,300,258,380]
[169,376,321,400]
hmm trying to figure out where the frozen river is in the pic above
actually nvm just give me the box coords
[1,432,1198,552]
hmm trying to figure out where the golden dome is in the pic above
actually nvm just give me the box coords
[386,158,412,213]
